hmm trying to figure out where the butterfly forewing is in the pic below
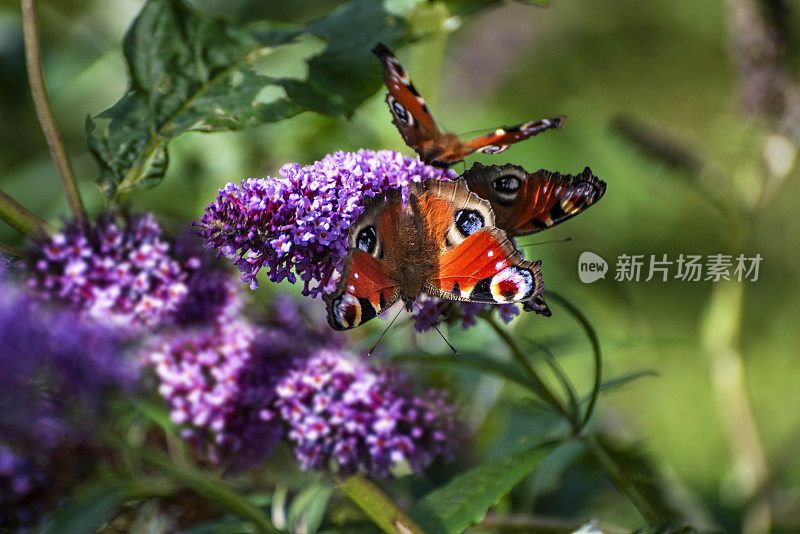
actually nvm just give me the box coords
[462,117,566,157]
[463,163,606,236]
[372,44,443,149]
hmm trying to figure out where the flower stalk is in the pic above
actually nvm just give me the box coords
[0,188,52,238]
[20,0,88,229]
[336,474,425,534]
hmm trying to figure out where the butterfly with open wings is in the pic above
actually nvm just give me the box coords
[372,43,565,168]
[324,164,606,330]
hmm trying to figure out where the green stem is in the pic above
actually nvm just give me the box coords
[21,0,88,229]
[336,474,425,534]
[482,313,573,425]
[0,188,52,238]
[583,435,661,525]
[0,242,29,258]
[545,291,602,432]
[138,449,277,532]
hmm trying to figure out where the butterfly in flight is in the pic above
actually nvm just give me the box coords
[324,179,545,330]
[372,43,566,167]
[461,162,607,316]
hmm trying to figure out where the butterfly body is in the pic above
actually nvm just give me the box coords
[373,43,565,167]
[325,179,544,330]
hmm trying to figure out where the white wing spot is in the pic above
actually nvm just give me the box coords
[487,250,494,258]
[495,260,508,271]
[353,273,359,279]
[348,285,355,292]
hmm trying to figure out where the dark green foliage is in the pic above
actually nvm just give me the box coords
[41,481,127,534]
[86,0,409,198]
[409,443,555,534]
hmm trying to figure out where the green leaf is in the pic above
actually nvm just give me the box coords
[409,443,555,534]
[88,0,410,198]
[580,370,660,403]
[287,482,334,534]
[442,0,549,18]
[180,519,256,533]
[40,480,126,534]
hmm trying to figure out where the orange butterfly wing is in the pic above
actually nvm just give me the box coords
[464,163,606,236]
[373,43,565,167]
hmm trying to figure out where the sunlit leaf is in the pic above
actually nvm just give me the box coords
[87,0,410,198]
[409,442,555,534]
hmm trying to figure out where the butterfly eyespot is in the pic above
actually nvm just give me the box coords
[331,293,361,329]
[493,175,521,194]
[388,96,412,125]
[478,145,506,155]
[356,226,378,255]
[490,266,535,301]
[455,210,485,237]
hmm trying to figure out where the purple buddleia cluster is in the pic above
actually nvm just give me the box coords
[0,266,135,530]
[146,321,287,464]
[172,236,244,327]
[0,445,49,530]
[410,296,521,331]
[274,350,457,476]
[195,150,455,296]
[27,214,190,330]
[144,295,458,475]
[144,296,332,465]
[0,272,135,449]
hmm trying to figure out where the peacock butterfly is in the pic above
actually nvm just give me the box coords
[324,179,545,330]
[372,43,565,167]
[463,163,606,316]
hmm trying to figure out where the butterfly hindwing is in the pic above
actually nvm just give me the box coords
[325,249,400,330]
[462,117,566,156]
[325,194,403,330]
[426,227,544,304]
[463,162,606,236]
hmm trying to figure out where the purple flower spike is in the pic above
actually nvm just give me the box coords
[0,445,49,530]
[0,268,135,454]
[195,150,455,297]
[145,321,286,464]
[28,214,189,331]
[274,350,457,477]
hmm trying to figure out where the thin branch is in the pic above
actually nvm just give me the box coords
[545,291,602,433]
[21,0,87,229]
[0,188,52,238]
[0,242,29,258]
[336,474,425,534]
[482,313,574,425]
[583,435,662,526]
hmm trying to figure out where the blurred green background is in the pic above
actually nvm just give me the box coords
[1,0,798,531]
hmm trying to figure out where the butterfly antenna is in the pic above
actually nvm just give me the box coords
[367,306,403,357]
[520,236,573,249]
[413,302,458,355]
[432,322,458,354]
